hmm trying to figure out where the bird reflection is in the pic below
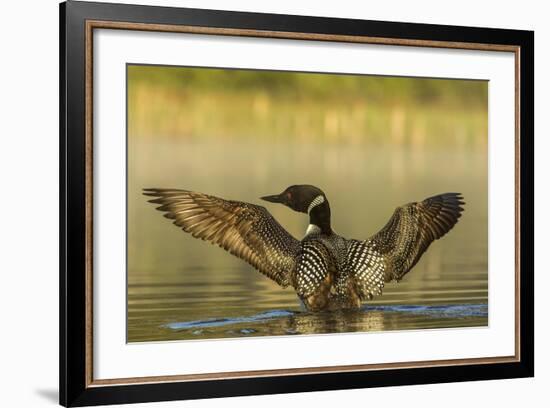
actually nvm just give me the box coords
[166,309,390,338]
[279,309,387,335]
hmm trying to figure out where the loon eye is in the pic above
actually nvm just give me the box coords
[286,192,292,200]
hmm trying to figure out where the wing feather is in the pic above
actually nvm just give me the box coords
[347,193,465,299]
[369,192,465,281]
[143,188,300,287]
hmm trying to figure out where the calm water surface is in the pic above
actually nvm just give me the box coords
[128,139,487,342]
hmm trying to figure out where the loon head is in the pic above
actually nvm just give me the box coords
[261,185,327,215]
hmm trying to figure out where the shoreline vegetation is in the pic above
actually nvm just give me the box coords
[128,65,488,148]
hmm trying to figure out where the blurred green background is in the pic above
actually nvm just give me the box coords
[127,65,488,342]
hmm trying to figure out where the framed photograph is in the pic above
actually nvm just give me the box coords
[60,1,534,406]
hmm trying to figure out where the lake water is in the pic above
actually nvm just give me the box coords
[127,137,488,342]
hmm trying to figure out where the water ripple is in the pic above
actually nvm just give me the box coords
[362,303,488,318]
[163,304,487,331]
[164,310,294,330]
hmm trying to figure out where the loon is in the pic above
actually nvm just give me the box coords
[143,185,464,311]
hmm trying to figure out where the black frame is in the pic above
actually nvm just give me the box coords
[60,1,534,406]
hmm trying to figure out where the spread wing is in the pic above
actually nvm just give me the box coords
[143,188,300,287]
[347,193,465,300]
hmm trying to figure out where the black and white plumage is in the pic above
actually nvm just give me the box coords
[144,185,464,311]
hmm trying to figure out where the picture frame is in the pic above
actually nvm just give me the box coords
[59,0,534,406]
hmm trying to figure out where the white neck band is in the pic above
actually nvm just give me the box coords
[307,195,325,214]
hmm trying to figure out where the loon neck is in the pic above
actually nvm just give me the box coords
[309,199,332,235]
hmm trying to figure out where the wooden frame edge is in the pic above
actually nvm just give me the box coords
[88,356,519,387]
[88,19,520,52]
[85,18,94,389]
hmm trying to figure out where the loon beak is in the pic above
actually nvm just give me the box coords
[261,193,283,203]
